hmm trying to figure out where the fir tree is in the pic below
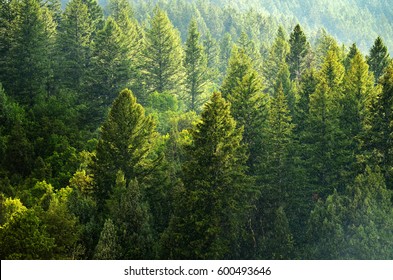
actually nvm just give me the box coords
[163,92,255,259]
[367,36,390,83]
[93,89,155,207]
[94,218,119,259]
[143,7,184,96]
[184,18,207,111]
[287,24,310,81]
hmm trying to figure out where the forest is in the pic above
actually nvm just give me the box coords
[1,0,393,260]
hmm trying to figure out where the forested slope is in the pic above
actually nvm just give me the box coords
[1,0,393,260]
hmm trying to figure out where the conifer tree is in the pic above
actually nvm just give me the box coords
[56,0,96,92]
[88,17,132,113]
[264,26,290,92]
[367,36,390,83]
[221,47,268,172]
[143,7,184,96]
[106,172,154,259]
[184,18,207,111]
[344,43,359,70]
[287,24,310,81]
[362,63,393,188]
[163,92,255,259]
[5,0,53,105]
[93,89,155,207]
[94,218,119,259]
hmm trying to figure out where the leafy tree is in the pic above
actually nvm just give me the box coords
[367,36,390,83]
[162,92,255,259]
[143,7,184,96]
[93,89,155,207]
[287,24,310,81]
[0,206,55,259]
[184,18,208,111]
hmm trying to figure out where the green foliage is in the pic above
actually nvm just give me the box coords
[307,167,393,259]
[143,7,185,96]
[367,36,390,83]
[93,89,155,207]
[184,18,208,111]
[287,24,310,81]
[162,92,255,259]
[94,218,119,259]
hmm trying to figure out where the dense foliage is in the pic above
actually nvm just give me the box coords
[1,0,393,260]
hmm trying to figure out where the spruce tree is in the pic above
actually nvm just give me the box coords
[264,26,290,93]
[367,36,390,83]
[287,24,310,81]
[56,0,96,92]
[88,17,132,116]
[184,18,207,111]
[93,89,155,207]
[362,63,393,189]
[5,0,52,106]
[94,218,119,259]
[143,7,184,96]
[221,47,268,172]
[163,92,255,259]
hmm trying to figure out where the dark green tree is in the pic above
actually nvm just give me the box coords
[162,92,255,259]
[88,17,132,115]
[367,36,390,83]
[184,18,207,111]
[221,47,268,172]
[93,89,155,207]
[287,24,310,81]
[5,0,53,105]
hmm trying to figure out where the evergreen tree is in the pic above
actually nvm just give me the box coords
[203,30,220,84]
[163,92,255,259]
[264,26,290,93]
[106,172,154,259]
[362,63,393,189]
[56,0,96,92]
[5,0,53,106]
[94,218,119,259]
[184,18,207,111]
[221,47,268,172]
[307,167,393,259]
[344,43,359,70]
[143,7,184,96]
[287,24,310,81]
[367,36,390,83]
[93,89,155,207]
[88,17,132,117]
[342,51,374,151]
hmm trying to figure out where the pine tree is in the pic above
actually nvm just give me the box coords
[264,26,290,93]
[106,172,154,259]
[163,92,255,259]
[56,0,96,92]
[367,36,390,83]
[184,18,207,111]
[344,43,359,70]
[94,218,119,259]
[5,0,53,106]
[143,7,184,96]
[221,47,268,172]
[287,24,310,81]
[93,89,155,207]
[88,17,132,117]
[362,63,393,189]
